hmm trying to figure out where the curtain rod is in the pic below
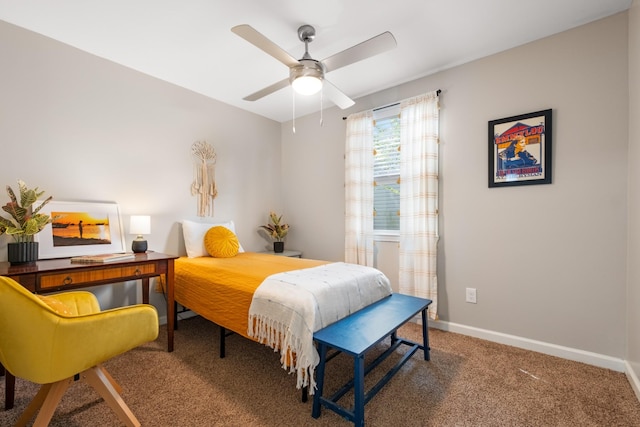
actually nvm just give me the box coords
[373,102,399,112]
[342,89,441,120]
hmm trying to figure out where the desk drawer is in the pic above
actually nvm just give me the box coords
[120,263,156,278]
[39,263,156,289]
[40,270,108,289]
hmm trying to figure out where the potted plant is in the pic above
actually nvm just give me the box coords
[0,180,55,264]
[260,211,289,253]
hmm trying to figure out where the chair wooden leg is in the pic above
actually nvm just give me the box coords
[14,383,51,427]
[82,366,141,427]
[12,366,137,427]
[14,378,72,427]
[33,379,73,427]
[99,365,123,394]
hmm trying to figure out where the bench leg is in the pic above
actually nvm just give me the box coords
[312,343,328,418]
[354,355,365,427]
[422,309,430,361]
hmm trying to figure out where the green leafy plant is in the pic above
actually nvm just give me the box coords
[260,211,289,242]
[0,180,54,243]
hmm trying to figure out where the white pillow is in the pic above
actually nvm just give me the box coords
[182,219,245,258]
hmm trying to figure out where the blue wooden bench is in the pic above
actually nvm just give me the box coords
[311,293,432,427]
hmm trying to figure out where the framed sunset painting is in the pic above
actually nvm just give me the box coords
[36,201,126,259]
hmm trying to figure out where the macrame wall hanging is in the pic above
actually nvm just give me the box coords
[190,140,217,217]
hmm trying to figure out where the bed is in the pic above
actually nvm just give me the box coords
[174,252,327,342]
[173,220,393,392]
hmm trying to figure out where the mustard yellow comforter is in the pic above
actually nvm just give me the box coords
[174,252,327,339]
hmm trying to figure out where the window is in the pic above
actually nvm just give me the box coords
[373,112,400,231]
[345,91,439,317]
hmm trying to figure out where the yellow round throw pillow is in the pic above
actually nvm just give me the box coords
[204,226,240,258]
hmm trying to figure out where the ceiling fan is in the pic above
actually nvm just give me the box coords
[231,24,397,109]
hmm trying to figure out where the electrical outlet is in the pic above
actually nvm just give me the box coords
[466,288,477,304]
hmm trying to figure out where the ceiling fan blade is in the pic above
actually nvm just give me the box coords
[231,24,300,68]
[322,31,397,73]
[243,78,290,102]
[323,80,355,109]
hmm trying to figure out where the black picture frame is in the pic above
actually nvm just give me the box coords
[488,109,552,188]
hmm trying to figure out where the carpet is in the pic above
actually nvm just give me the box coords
[2,316,639,426]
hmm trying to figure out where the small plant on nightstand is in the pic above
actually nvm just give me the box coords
[260,211,289,253]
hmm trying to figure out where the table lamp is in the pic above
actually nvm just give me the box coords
[130,215,150,253]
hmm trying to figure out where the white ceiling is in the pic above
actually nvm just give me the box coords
[0,0,632,122]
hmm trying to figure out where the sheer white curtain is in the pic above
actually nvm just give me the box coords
[344,110,375,266]
[399,91,440,319]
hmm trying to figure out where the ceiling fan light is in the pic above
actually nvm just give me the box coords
[290,59,324,96]
[292,75,323,95]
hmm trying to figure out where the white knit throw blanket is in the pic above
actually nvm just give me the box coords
[247,262,392,393]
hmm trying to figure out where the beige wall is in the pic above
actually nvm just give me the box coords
[0,20,282,317]
[627,0,640,392]
[282,12,630,359]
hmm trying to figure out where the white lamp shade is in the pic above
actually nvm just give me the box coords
[130,215,151,235]
[291,75,323,95]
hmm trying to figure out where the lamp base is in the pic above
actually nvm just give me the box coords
[132,239,148,253]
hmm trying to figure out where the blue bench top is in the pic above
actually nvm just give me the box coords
[313,293,431,357]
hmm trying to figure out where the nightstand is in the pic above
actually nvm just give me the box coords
[260,249,302,258]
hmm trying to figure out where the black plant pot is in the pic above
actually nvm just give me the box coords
[8,242,39,265]
[273,241,284,253]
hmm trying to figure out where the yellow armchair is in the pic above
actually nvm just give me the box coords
[0,276,158,427]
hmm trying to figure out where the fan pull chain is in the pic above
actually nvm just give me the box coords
[292,90,296,133]
[320,86,323,127]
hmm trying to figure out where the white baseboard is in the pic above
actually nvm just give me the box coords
[429,319,626,373]
[626,360,640,401]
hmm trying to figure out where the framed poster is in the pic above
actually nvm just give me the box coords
[36,201,126,259]
[488,109,552,188]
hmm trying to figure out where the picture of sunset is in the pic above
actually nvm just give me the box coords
[51,211,112,247]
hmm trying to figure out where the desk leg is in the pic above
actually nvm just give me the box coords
[141,278,150,305]
[4,370,15,410]
[166,260,175,352]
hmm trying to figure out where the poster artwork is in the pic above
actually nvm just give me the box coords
[488,109,552,188]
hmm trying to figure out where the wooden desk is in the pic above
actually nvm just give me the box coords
[0,252,178,410]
